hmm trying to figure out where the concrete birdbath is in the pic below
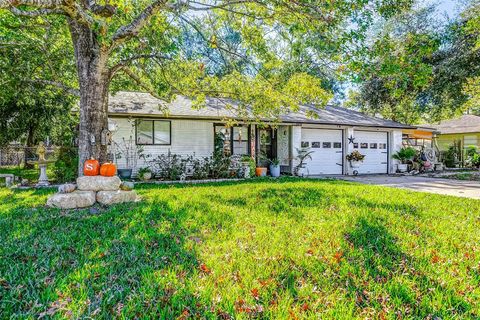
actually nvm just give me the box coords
[27,142,55,187]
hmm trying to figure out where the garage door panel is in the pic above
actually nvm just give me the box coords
[354,131,388,174]
[301,129,343,175]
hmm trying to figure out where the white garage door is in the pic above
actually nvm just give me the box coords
[301,129,343,175]
[354,131,388,174]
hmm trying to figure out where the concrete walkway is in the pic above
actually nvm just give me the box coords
[334,175,480,199]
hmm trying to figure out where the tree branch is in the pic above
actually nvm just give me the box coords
[109,53,171,77]
[185,0,255,11]
[0,0,64,9]
[2,0,96,27]
[9,6,65,16]
[121,67,163,100]
[111,0,169,46]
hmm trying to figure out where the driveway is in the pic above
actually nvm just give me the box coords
[335,175,480,199]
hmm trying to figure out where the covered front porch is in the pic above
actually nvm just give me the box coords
[213,124,293,174]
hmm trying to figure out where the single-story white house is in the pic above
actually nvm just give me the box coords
[108,91,414,175]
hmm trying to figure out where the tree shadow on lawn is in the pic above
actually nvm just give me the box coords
[0,198,226,318]
[338,216,474,318]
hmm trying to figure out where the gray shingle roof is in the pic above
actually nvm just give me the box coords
[108,91,413,129]
[430,114,480,134]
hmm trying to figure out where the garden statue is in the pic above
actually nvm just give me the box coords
[36,142,47,162]
[27,142,55,187]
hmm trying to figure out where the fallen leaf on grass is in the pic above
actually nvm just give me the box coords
[430,250,440,263]
[200,263,211,274]
[177,308,190,320]
[333,251,343,264]
[251,288,259,300]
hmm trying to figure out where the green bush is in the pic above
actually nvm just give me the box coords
[53,146,78,183]
[149,151,189,180]
[392,147,416,164]
[466,145,480,168]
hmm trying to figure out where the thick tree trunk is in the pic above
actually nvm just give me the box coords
[69,20,110,176]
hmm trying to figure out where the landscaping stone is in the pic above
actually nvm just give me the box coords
[77,176,121,191]
[58,183,76,193]
[96,190,138,205]
[46,191,96,209]
[120,181,134,191]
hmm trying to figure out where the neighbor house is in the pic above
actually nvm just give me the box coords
[432,114,480,151]
[107,91,416,176]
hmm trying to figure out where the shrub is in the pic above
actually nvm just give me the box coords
[149,151,189,180]
[466,145,480,168]
[392,147,416,164]
[210,155,232,178]
[53,146,78,183]
[147,151,235,180]
[191,157,210,180]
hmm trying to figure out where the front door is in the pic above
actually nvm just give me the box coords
[256,127,277,166]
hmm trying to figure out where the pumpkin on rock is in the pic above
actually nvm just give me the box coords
[83,158,100,176]
[100,162,117,177]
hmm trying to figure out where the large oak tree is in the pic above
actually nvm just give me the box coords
[0,0,413,174]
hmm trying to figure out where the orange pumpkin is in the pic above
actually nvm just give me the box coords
[83,158,100,176]
[100,162,117,177]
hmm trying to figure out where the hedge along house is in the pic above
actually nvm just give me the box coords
[107,91,414,176]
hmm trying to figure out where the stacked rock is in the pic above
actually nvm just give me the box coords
[47,175,138,209]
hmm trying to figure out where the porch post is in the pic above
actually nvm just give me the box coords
[250,125,256,162]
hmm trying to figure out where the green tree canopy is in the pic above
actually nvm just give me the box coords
[0,13,77,148]
[347,0,480,124]
[0,0,414,173]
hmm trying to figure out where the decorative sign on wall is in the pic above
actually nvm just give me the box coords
[348,135,355,144]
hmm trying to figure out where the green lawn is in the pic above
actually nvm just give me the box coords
[0,166,55,184]
[1,178,479,319]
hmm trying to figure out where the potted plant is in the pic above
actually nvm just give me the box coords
[294,147,314,177]
[392,147,416,173]
[255,166,268,177]
[137,167,152,181]
[269,158,281,178]
[240,155,255,178]
[255,152,268,177]
[346,150,365,175]
[114,136,144,179]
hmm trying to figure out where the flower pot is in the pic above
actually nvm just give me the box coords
[269,164,281,177]
[117,168,133,179]
[397,163,408,173]
[255,167,267,177]
[349,161,361,169]
[242,164,251,178]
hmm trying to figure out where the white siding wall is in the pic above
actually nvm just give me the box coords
[390,130,403,174]
[110,117,214,175]
[290,125,302,169]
